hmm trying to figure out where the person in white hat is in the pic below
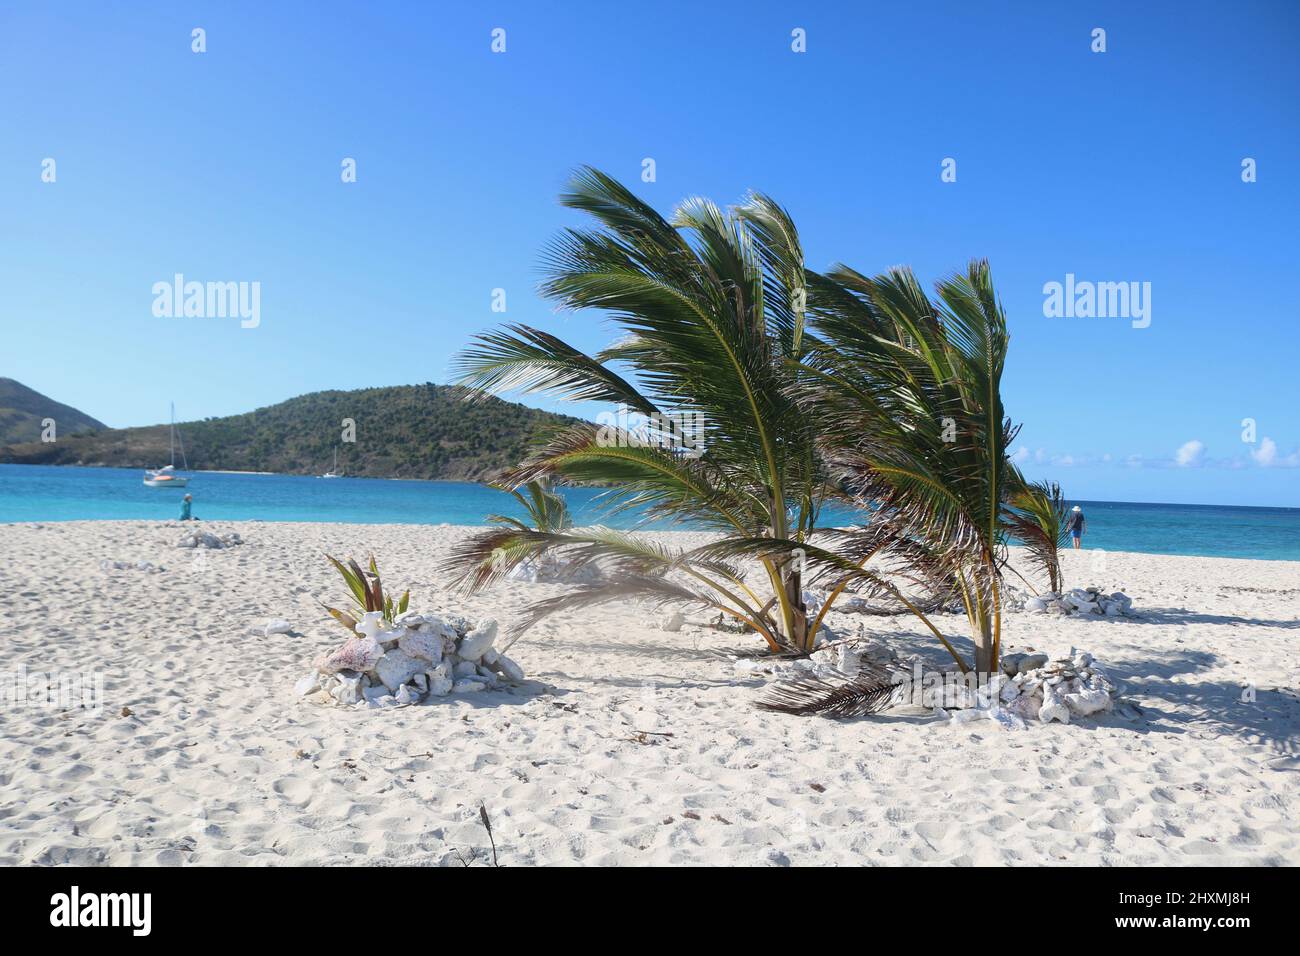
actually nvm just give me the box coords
[1066,505,1086,549]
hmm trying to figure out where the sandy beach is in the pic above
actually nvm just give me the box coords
[0,519,1296,867]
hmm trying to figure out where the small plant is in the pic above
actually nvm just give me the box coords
[489,477,572,533]
[322,554,409,634]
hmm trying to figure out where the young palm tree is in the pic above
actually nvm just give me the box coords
[795,260,1022,674]
[443,167,858,653]
[488,477,573,533]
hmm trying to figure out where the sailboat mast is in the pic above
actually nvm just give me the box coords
[169,402,176,467]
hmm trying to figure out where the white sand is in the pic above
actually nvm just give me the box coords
[0,519,1296,866]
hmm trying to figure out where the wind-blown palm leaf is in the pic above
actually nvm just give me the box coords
[507,575,722,639]
[1003,476,1069,593]
[496,424,754,534]
[453,323,660,417]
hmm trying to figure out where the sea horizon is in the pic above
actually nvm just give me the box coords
[3,463,1297,562]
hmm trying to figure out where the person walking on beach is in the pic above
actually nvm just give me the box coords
[1067,505,1086,549]
[180,494,195,521]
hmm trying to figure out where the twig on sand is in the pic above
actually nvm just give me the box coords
[452,805,504,867]
[479,804,500,867]
[628,731,671,745]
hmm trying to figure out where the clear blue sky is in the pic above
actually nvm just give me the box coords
[3,1,1297,506]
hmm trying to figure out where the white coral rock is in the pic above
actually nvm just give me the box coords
[331,672,363,705]
[1039,687,1070,724]
[496,655,525,682]
[294,674,320,697]
[398,629,443,664]
[374,648,424,693]
[1065,688,1112,716]
[457,620,498,661]
[318,636,384,675]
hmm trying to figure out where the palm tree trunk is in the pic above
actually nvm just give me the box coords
[784,571,809,652]
[971,568,1000,675]
[973,622,995,675]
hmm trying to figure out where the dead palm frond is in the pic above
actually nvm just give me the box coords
[757,661,903,717]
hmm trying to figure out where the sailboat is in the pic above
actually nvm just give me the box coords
[143,403,191,488]
[320,447,342,479]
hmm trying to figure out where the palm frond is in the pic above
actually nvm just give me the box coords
[1003,476,1069,593]
[757,662,903,717]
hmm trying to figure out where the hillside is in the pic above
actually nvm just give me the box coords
[0,384,582,481]
[0,377,107,444]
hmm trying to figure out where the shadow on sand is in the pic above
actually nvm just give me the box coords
[1100,648,1300,754]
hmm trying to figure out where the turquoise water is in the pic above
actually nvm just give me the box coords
[1,464,1297,561]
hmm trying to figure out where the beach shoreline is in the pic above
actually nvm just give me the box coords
[0,519,1296,866]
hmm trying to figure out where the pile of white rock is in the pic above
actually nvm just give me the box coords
[1013,587,1135,618]
[175,529,243,549]
[294,610,526,710]
[938,648,1121,727]
[737,634,1124,729]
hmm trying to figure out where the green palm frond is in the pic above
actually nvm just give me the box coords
[488,477,572,533]
[1003,476,1070,593]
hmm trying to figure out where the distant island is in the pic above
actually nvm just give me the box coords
[0,377,107,445]
[0,381,581,481]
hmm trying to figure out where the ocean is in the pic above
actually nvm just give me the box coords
[1,464,1296,561]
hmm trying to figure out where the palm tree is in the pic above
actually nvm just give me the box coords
[445,170,1057,679]
[444,167,845,653]
[794,260,1022,675]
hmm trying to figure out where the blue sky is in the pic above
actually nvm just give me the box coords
[2,1,1297,506]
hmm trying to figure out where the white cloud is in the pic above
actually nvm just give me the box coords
[1175,439,1204,467]
[1011,447,1030,464]
[1250,436,1277,467]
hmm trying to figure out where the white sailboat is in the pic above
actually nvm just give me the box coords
[143,403,191,488]
[320,447,342,479]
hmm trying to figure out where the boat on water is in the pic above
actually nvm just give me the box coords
[144,403,191,488]
[320,447,342,479]
[143,464,188,488]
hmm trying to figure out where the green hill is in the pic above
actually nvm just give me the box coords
[0,377,107,444]
[0,383,581,481]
